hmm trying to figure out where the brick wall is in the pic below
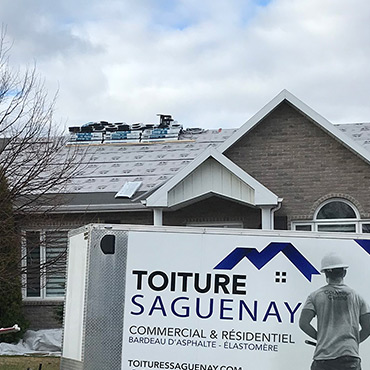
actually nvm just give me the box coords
[164,196,261,228]
[22,210,153,229]
[224,101,370,224]
[23,301,63,330]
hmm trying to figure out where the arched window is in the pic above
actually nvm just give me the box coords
[292,199,370,233]
[316,201,357,219]
[314,200,358,232]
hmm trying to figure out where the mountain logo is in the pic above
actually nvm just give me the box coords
[214,242,320,281]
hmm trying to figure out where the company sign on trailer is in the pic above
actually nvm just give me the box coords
[61,225,370,370]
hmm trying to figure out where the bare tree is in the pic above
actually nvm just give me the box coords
[0,27,85,335]
[0,27,82,216]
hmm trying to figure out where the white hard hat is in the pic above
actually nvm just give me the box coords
[320,253,349,272]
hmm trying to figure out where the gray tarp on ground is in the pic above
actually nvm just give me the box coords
[0,329,62,356]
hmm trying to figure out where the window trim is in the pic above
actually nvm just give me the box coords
[292,220,367,233]
[361,222,370,233]
[292,199,369,234]
[313,198,360,220]
[294,223,312,232]
[22,229,68,302]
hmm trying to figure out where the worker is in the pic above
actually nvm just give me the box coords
[299,253,370,370]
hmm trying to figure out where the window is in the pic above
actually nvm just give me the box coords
[23,230,68,300]
[362,224,370,233]
[316,201,356,219]
[317,224,356,233]
[295,224,312,232]
[292,199,370,233]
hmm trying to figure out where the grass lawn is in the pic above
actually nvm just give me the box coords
[0,356,60,370]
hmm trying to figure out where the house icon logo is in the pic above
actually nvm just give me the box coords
[214,242,320,282]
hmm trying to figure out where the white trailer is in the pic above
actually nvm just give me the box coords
[60,224,370,370]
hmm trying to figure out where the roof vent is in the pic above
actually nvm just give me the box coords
[115,181,142,198]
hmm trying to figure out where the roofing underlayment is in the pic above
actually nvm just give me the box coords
[335,122,370,150]
[61,128,237,195]
[59,123,370,199]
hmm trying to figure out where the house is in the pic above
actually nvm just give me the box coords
[22,90,370,329]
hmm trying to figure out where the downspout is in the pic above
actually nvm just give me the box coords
[270,198,283,230]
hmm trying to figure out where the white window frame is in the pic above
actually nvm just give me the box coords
[313,198,360,220]
[293,223,312,232]
[360,222,370,233]
[292,198,370,233]
[22,229,68,301]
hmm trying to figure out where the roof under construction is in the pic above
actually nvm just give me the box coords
[61,127,238,198]
[62,121,370,193]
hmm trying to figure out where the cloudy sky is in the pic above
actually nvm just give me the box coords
[1,0,370,130]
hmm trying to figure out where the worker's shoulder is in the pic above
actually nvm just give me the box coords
[309,284,352,297]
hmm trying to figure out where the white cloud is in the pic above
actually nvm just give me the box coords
[2,0,370,130]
